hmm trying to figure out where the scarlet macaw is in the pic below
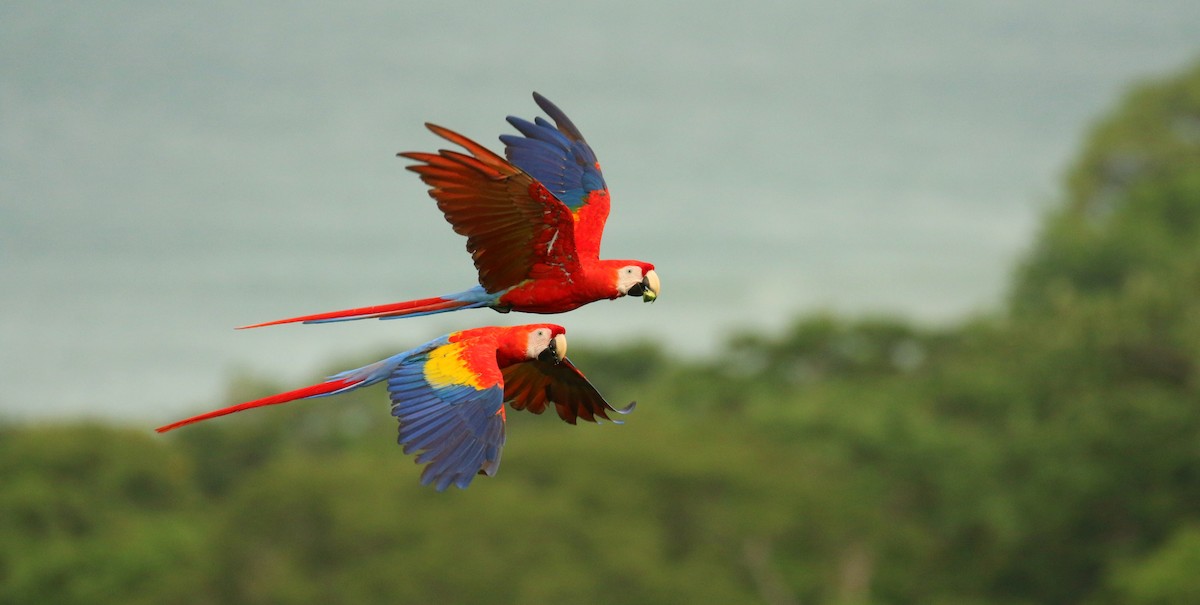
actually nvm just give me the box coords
[156,324,633,490]
[239,93,660,329]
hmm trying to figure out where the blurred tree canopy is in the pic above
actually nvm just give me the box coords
[4,59,1200,604]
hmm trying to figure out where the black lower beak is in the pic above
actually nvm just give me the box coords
[627,282,645,297]
[538,340,559,364]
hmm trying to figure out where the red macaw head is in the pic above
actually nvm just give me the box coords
[524,324,568,363]
[492,323,568,367]
[613,261,660,303]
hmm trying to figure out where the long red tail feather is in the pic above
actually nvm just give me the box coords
[155,379,357,433]
[236,296,476,329]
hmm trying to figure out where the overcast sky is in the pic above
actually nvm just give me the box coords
[3,1,1199,420]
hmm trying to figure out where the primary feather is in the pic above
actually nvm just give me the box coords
[156,325,633,490]
[237,93,657,329]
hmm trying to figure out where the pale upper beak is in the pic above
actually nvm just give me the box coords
[539,333,568,364]
[640,270,660,302]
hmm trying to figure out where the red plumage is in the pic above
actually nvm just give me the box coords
[155,378,359,433]
[155,325,635,490]
[238,93,658,329]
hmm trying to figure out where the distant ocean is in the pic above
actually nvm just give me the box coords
[3,1,1199,421]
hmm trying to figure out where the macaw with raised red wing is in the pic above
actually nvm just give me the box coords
[156,324,633,491]
[239,93,659,330]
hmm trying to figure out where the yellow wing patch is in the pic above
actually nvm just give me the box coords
[423,342,487,390]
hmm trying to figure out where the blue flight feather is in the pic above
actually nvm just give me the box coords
[386,356,506,491]
[501,94,606,212]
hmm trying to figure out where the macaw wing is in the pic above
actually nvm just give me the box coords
[501,93,611,260]
[386,339,507,491]
[501,357,636,425]
[402,124,581,294]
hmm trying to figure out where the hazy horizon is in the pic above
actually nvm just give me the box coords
[3,1,1199,421]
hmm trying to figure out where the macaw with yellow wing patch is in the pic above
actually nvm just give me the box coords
[239,93,659,329]
[156,324,633,491]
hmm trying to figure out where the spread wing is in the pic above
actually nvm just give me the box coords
[386,339,507,491]
[501,357,636,425]
[402,124,581,294]
[501,93,611,260]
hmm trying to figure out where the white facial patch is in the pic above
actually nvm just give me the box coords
[526,328,553,359]
[616,265,644,294]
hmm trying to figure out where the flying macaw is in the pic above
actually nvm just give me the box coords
[239,93,660,330]
[156,324,633,491]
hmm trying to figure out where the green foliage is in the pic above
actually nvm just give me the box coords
[4,57,1200,604]
[0,426,210,605]
[1109,526,1200,605]
[1013,59,1200,313]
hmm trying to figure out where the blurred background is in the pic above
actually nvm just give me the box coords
[4,2,1200,603]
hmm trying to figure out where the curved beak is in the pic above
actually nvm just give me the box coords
[640,270,660,303]
[538,333,568,364]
